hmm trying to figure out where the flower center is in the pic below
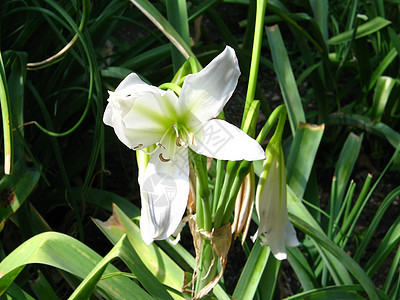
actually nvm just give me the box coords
[172,123,193,148]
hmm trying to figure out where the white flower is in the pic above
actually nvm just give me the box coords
[103,46,265,244]
[252,133,299,260]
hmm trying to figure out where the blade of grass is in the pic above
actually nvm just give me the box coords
[290,215,381,300]
[266,25,306,135]
[232,241,273,300]
[166,0,190,72]
[364,215,400,278]
[384,244,400,294]
[129,0,195,60]
[329,132,363,230]
[309,0,329,44]
[287,247,318,291]
[286,123,325,199]
[370,76,396,121]
[328,17,391,45]
[30,270,60,300]
[327,113,400,150]
[0,53,14,174]
[0,159,40,231]
[0,232,147,299]
[283,285,367,300]
[69,234,168,300]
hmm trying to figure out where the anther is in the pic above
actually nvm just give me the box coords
[159,153,170,162]
[157,142,166,149]
[176,135,183,147]
[133,144,143,150]
[171,124,179,137]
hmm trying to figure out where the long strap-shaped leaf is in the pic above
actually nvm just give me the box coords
[129,0,195,60]
[289,215,381,300]
[0,52,13,174]
[0,232,149,299]
[69,234,166,300]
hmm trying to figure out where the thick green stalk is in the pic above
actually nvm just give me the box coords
[212,159,225,214]
[256,105,286,144]
[241,0,268,128]
[194,239,216,294]
[191,151,211,231]
[213,161,240,228]
[222,161,251,225]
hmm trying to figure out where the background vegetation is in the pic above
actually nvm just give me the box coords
[0,0,399,299]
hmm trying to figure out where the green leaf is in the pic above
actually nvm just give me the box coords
[2,283,36,300]
[284,285,366,300]
[0,232,146,299]
[309,0,329,44]
[287,247,318,291]
[266,25,306,136]
[129,0,195,60]
[166,0,191,72]
[30,270,59,300]
[289,215,381,300]
[94,205,186,298]
[0,52,13,174]
[0,159,40,230]
[286,123,325,198]
[328,17,391,45]
[331,133,363,219]
[232,241,274,300]
[370,76,396,121]
[69,234,159,300]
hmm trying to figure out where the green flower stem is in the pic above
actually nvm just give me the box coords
[158,82,182,95]
[222,160,251,225]
[191,150,211,231]
[213,161,240,228]
[213,105,286,229]
[274,105,287,140]
[196,177,204,230]
[0,53,13,174]
[216,101,259,225]
[221,104,285,223]
[194,239,216,294]
[256,105,286,144]
[241,0,268,129]
[212,159,225,214]
[211,110,227,215]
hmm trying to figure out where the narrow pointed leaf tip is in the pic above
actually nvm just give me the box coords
[253,136,299,260]
[103,46,265,244]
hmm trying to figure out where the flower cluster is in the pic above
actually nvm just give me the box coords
[103,47,266,244]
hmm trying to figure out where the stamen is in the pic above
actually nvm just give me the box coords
[133,144,143,150]
[171,124,179,137]
[176,135,183,147]
[157,142,166,149]
[159,153,170,162]
[141,145,161,155]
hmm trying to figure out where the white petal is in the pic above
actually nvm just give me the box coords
[179,46,240,125]
[122,90,179,148]
[104,79,179,150]
[284,221,300,247]
[114,73,161,96]
[103,98,138,148]
[189,119,265,161]
[254,145,299,260]
[139,129,190,244]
